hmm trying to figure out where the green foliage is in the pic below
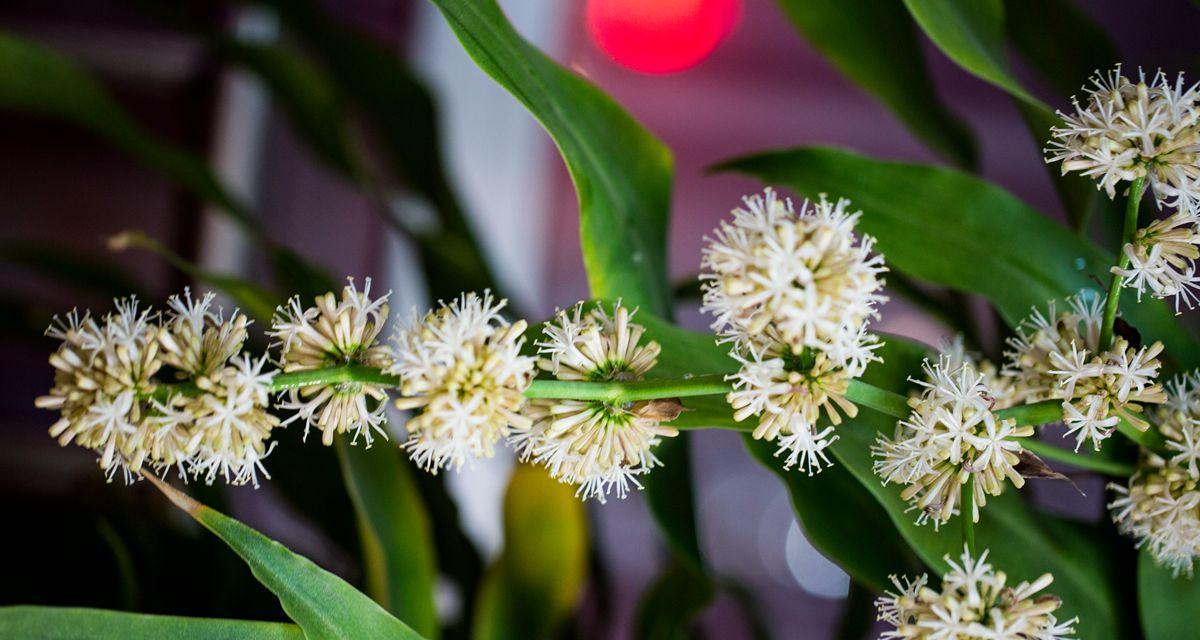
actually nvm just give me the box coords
[338,441,440,638]
[0,607,303,639]
[144,476,425,640]
[718,146,1200,368]
[1004,0,1120,99]
[774,0,976,167]
[426,0,673,314]
[1138,550,1200,639]
[472,465,588,640]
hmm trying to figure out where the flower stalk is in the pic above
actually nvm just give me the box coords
[144,363,1137,476]
[962,474,976,556]
[1099,176,1147,349]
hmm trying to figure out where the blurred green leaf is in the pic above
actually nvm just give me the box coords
[898,0,1096,225]
[427,0,673,313]
[144,475,425,640]
[718,146,1200,368]
[632,559,714,640]
[1004,0,1120,99]
[0,607,302,639]
[0,242,146,300]
[338,441,440,638]
[775,0,975,167]
[109,230,281,323]
[1138,550,1200,639]
[0,31,254,228]
[471,464,587,640]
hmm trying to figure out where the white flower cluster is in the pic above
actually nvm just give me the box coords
[37,292,279,485]
[874,354,1032,527]
[390,292,535,473]
[1048,66,1200,311]
[512,302,677,501]
[1109,371,1200,576]
[270,278,392,447]
[876,547,1077,639]
[1004,291,1165,451]
[702,188,887,473]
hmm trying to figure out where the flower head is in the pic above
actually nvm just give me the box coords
[727,335,865,475]
[513,301,678,502]
[37,298,164,480]
[1047,65,1200,216]
[1109,371,1200,576]
[700,188,887,356]
[1113,213,1200,312]
[270,278,392,446]
[1004,291,1166,451]
[389,292,535,473]
[874,354,1032,527]
[158,289,249,376]
[876,546,1077,639]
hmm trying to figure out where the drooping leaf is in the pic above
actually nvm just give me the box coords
[1003,0,1120,99]
[0,607,302,640]
[426,0,673,313]
[338,441,440,638]
[0,242,146,300]
[1138,550,1200,639]
[143,475,425,640]
[898,0,1096,225]
[718,146,1200,368]
[471,464,588,640]
[774,0,975,167]
[0,32,253,228]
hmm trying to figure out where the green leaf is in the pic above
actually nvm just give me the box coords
[471,464,588,640]
[898,0,1095,225]
[0,242,146,300]
[0,607,302,640]
[774,0,976,167]
[1138,550,1200,639]
[1004,0,1120,99]
[143,475,425,640]
[632,559,715,640]
[426,0,673,313]
[0,32,254,229]
[338,441,440,638]
[718,146,1200,369]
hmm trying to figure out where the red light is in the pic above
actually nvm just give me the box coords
[586,0,740,75]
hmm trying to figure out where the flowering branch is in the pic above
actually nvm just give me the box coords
[1099,175,1147,349]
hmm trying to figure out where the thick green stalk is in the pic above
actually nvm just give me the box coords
[1098,176,1147,350]
[147,363,1136,475]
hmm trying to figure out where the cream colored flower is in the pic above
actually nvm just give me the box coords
[727,338,859,475]
[158,289,249,376]
[874,355,1032,527]
[1114,213,1200,312]
[389,292,535,473]
[512,301,678,502]
[1109,372,1200,576]
[270,278,392,446]
[700,188,887,357]
[1047,65,1200,216]
[876,546,1078,639]
[36,299,164,480]
[1004,291,1165,451]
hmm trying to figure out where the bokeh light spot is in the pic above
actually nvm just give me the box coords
[586,0,740,75]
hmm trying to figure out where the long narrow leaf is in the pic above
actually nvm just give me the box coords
[0,607,302,640]
[143,475,425,640]
[775,0,975,167]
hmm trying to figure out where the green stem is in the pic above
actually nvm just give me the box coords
[146,363,1138,475]
[962,473,976,556]
[1098,176,1147,350]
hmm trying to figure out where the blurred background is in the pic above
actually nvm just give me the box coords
[2,0,1199,638]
